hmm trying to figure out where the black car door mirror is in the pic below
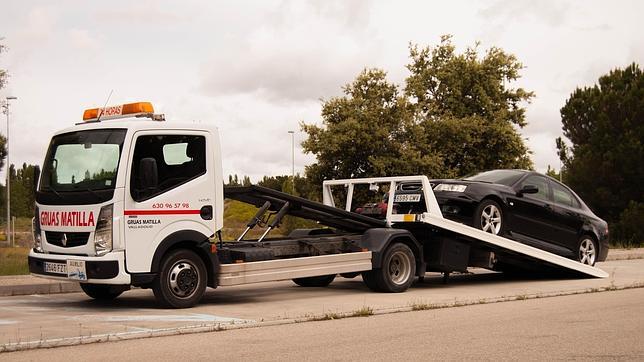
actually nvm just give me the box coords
[519,184,539,195]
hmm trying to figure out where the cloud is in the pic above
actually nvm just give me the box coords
[67,29,98,51]
[478,0,570,27]
[199,1,379,103]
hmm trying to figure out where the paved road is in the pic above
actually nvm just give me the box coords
[3,287,644,361]
[0,259,643,352]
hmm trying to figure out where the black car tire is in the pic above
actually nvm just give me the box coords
[80,283,126,300]
[576,236,598,266]
[474,199,505,235]
[292,274,336,287]
[152,249,207,308]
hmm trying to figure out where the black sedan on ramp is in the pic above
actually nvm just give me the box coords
[429,169,609,266]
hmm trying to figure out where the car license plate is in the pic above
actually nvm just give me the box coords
[44,261,67,275]
[67,260,87,281]
[394,194,421,203]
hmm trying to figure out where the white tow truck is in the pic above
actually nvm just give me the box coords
[28,102,607,308]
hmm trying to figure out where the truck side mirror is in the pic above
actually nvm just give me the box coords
[519,184,539,195]
[139,158,158,191]
[33,165,41,194]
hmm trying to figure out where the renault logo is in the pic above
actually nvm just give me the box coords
[61,233,67,247]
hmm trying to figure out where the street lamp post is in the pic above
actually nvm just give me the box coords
[288,131,295,194]
[4,96,16,246]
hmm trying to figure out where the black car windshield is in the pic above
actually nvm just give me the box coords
[40,129,127,192]
[463,170,525,186]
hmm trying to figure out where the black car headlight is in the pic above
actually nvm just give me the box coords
[434,184,467,192]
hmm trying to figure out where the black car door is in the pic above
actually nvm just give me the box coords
[507,175,558,245]
[549,180,584,251]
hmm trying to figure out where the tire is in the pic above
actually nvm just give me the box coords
[474,199,504,235]
[362,243,416,293]
[152,249,207,308]
[80,283,126,300]
[292,274,336,287]
[577,236,598,266]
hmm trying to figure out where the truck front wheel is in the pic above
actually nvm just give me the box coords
[80,283,127,300]
[153,249,207,308]
[362,243,416,293]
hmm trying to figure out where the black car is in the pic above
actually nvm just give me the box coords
[428,169,609,266]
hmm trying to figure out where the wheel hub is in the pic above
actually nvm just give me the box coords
[481,204,502,234]
[169,261,198,298]
[579,239,596,265]
[388,251,412,286]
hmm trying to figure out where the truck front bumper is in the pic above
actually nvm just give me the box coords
[28,250,131,285]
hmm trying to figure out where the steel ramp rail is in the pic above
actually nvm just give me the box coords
[323,175,608,279]
[224,185,386,233]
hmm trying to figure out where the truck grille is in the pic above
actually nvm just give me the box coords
[45,232,90,248]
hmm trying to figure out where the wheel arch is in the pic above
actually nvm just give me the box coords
[151,230,220,288]
[358,228,425,277]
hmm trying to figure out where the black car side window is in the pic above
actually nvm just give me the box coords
[551,181,579,208]
[520,176,549,201]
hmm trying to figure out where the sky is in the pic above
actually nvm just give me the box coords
[0,0,642,182]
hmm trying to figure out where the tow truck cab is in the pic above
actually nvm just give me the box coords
[28,102,224,293]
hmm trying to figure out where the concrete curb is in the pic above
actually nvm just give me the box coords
[0,248,642,297]
[0,281,81,297]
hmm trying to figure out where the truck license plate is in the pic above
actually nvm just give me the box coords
[44,262,67,275]
[394,194,421,203]
[67,260,87,281]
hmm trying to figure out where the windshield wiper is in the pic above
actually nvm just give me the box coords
[78,187,101,201]
[41,186,64,199]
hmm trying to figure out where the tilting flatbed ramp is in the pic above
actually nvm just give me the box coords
[322,176,608,279]
[224,185,386,233]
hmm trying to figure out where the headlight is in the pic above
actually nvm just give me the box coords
[94,204,113,256]
[32,208,43,253]
[434,184,467,192]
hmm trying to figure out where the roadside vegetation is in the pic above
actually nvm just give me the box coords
[0,246,29,275]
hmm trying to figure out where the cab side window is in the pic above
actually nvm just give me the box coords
[551,181,579,208]
[130,134,206,201]
[520,175,549,201]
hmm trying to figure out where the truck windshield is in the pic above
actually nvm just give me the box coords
[40,129,127,194]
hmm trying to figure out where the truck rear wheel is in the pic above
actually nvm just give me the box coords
[362,243,416,293]
[80,283,126,300]
[153,249,207,308]
[292,274,336,287]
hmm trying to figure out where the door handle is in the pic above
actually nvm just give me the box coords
[200,205,213,220]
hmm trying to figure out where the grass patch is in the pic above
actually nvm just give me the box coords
[0,247,30,275]
[351,306,373,317]
[410,301,435,311]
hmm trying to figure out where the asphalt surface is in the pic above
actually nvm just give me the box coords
[3,286,644,361]
[2,248,641,297]
[0,258,643,353]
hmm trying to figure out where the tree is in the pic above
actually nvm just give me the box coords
[302,36,534,186]
[302,68,442,187]
[557,63,643,244]
[405,35,533,177]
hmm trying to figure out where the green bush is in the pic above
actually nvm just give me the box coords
[611,201,644,247]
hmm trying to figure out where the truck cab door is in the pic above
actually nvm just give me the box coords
[124,131,217,273]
